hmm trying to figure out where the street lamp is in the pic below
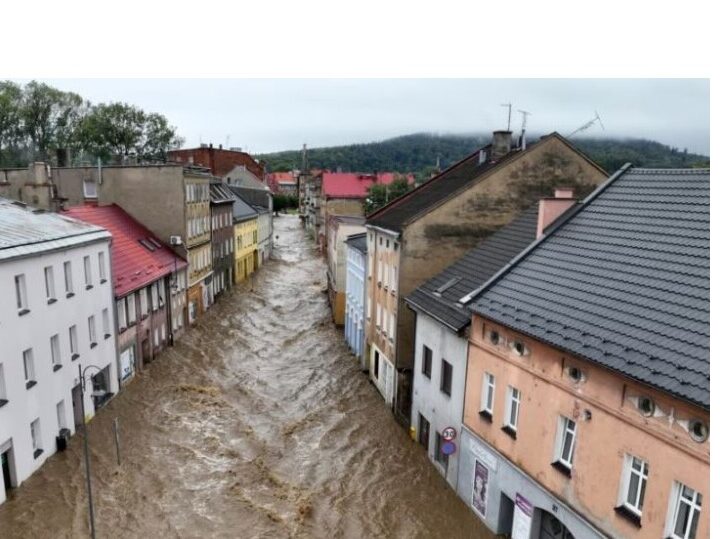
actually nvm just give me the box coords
[78,363,108,539]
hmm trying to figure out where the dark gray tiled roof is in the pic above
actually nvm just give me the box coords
[405,205,539,332]
[224,187,258,222]
[345,232,367,254]
[470,167,710,409]
[210,182,236,204]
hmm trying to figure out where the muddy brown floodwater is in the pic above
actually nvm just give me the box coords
[0,215,492,539]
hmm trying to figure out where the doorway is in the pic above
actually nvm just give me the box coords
[418,414,430,450]
[72,383,83,429]
[540,510,575,539]
[373,350,380,380]
[1,443,16,497]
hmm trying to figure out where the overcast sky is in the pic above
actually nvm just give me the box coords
[37,79,710,155]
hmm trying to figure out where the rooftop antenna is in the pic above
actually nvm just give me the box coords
[225,134,230,148]
[567,110,605,139]
[302,143,308,172]
[518,109,531,150]
[501,103,512,131]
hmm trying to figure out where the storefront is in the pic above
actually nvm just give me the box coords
[457,427,604,539]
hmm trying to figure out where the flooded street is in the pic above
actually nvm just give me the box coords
[0,215,489,539]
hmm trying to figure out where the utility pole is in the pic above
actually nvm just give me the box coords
[501,103,512,131]
[78,364,97,539]
[518,109,531,150]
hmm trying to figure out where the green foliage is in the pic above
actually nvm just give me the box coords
[364,176,412,214]
[0,80,183,167]
[273,193,299,213]
[258,133,709,178]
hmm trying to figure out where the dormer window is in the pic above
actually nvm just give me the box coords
[510,340,529,357]
[567,366,586,384]
[689,419,709,443]
[489,330,501,346]
[637,396,655,417]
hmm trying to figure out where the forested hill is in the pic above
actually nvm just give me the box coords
[257,133,709,179]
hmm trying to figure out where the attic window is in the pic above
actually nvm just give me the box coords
[138,239,156,251]
[689,419,709,443]
[489,330,501,346]
[148,238,163,248]
[510,340,529,357]
[637,396,655,417]
[567,366,586,384]
[435,277,461,295]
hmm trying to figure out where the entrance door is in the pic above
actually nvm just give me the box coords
[418,414,430,450]
[540,511,575,539]
[374,350,380,379]
[2,449,14,493]
[72,383,83,429]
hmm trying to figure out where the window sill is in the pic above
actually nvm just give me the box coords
[614,505,642,528]
[66,292,75,298]
[90,342,97,349]
[47,298,57,305]
[118,327,127,334]
[551,460,572,478]
[85,284,93,290]
[53,364,62,372]
[26,380,37,390]
[33,449,43,459]
[0,399,8,408]
[18,308,30,317]
[72,353,80,361]
[501,425,517,439]
[104,333,112,340]
[100,278,107,284]
[440,389,452,398]
[479,410,493,423]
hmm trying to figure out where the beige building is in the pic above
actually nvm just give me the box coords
[325,214,366,325]
[364,132,607,423]
[0,162,213,328]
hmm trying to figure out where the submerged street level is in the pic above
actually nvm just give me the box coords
[0,215,489,539]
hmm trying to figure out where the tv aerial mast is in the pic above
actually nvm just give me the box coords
[567,111,605,138]
[500,103,512,131]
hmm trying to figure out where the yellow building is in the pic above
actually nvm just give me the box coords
[231,195,259,283]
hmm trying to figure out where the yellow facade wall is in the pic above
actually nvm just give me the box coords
[234,217,259,283]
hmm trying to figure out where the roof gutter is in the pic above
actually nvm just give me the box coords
[460,162,633,308]
[404,292,467,335]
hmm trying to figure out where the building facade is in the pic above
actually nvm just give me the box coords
[326,215,366,325]
[168,145,264,179]
[63,205,188,382]
[229,193,259,283]
[344,233,367,364]
[460,167,710,539]
[0,199,118,505]
[210,182,236,299]
[365,131,607,424]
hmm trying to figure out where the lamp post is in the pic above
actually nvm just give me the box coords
[78,363,107,539]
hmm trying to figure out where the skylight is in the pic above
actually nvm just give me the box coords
[434,277,460,295]
[138,239,156,251]
[148,238,163,248]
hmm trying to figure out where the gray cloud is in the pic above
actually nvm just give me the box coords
[34,79,709,155]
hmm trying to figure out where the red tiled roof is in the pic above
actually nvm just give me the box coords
[322,172,415,198]
[63,204,187,298]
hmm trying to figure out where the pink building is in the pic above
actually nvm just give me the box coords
[458,167,709,539]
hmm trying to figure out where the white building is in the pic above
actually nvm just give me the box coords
[255,207,273,265]
[344,233,367,365]
[404,205,548,490]
[0,198,119,505]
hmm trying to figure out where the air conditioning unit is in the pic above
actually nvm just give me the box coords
[169,235,183,246]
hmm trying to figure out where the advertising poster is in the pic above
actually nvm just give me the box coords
[511,493,533,539]
[471,460,489,517]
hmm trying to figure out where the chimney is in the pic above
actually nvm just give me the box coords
[491,130,513,160]
[536,188,576,238]
[219,144,223,150]
[209,143,213,149]
[31,162,49,185]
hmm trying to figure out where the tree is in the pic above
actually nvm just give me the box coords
[0,81,23,165]
[364,176,412,214]
[78,102,146,161]
[139,112,184,160]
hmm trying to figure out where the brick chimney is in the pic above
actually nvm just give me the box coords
[536,188,576,238]
[491,130,513,160]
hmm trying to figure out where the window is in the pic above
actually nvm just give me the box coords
[689,419,709,443]
[64,261,74,296]
[666,482,702,539]
[102,308,110,338]
[88,315,97,347]
[56,400,66,430]
[418,413,430,450]
[504,386,521,434]
[618,455,648,518]
[0,363,8,406]
[15,274,28,313]
[510,340,529,356]
[117,299,127,330]
[140,289,149,317]
[44,266,56,302]
[481,373,495,418]
[83,255,92,288]
[376,304,381,328]
[554,416,577,472]
[154,327,159,347]
[151,283,159,311]
[30,418,43,458]
[127,293,137,325]
[440,360,453,397]
[69,325,79,360]
[158,280,165,306]
[23,349,36,388]
[388,313,395,341]
[98,252,107,283]
[434,432,449,470]
[50,334,61,370]
[421,346,433,378]
[83,179,97,198]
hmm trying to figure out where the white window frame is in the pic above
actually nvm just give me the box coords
[117,299,127,330]
[127,293,137,325]
[44,266,56,301]
[30,418,42,453]
[665,481,702,539]
[88,315,97,345]
[98,252,107,282]
[618,454,649,517]
[69,325,78,358]
[15,273,28,311]
[140,289,149,316]
[23,348,35,384]
[64,261,74,295]
[83,255,92,288]
[0,363,7,402]
[56,400,66,430]
[554,415,577,469]
[83,178,97,198]
[50,334,61,367]
[504,386,521,432]
[102,308,110,337]
[481,372,495,415]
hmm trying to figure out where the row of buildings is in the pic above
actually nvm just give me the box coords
[0,147,273,505]
[323,131,709,538]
